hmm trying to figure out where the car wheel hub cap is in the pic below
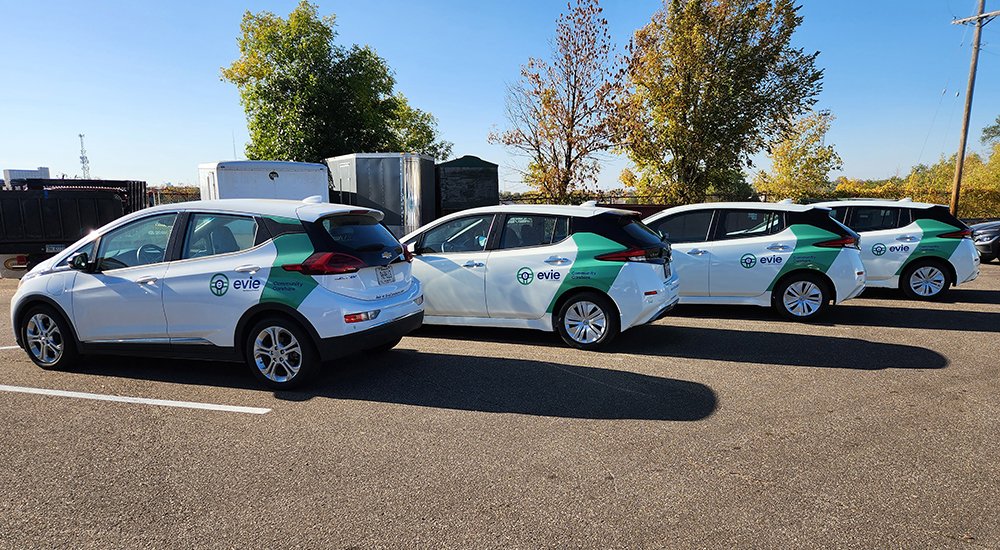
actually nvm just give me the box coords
[26,313,63,364]
[783,281,823,317]
[564,301,606,344]
[253,326,302,383]
[911,267,945,296]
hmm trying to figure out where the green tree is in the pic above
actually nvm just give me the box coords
[221,1,449,162]
[982,114,1000,146]
[617,0,823,204]
[390,93,453,160]
[753,110,842,200]
[489,0,622,203]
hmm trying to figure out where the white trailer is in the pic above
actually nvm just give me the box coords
[198,161,329,201]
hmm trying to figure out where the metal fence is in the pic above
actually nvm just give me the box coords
[148,188,200,206]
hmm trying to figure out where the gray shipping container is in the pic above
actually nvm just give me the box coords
[325,153,436,237]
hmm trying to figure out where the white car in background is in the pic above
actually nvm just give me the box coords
[402,204,680,350]
[813,199,980,299]
[11,198,424,389]
[644,202,866,321]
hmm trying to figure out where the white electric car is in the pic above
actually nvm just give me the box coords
[11,198,424,389]
[812,199,980,299]
[401,204,680,350]
[644,202,867,321]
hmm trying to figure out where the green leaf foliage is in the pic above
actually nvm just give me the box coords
[754,110,843,201]
[617,0,823,204]
[221,1,450,162]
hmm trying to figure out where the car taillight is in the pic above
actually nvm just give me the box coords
[938,229,972,239]
[595,247,650,262]
[815,237,859,249]
[282,252,366,275]
[344,310,380,323]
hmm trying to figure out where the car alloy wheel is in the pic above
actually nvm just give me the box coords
[247,317,317,389]
[21,305,79,370]
[556,292,620,350]
[564,300,607,345]
[782,280,824,318]
[774,273,829,321]
[27,312,64,365]
[909,266,946,297]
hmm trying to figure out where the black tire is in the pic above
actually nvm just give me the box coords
[773,272,829,322]
[366,336,402,353]
[245,316,318,390]
[21,305,79,370]
[900,259,951,300]
[555,292,620,350]
[980,253,996,264]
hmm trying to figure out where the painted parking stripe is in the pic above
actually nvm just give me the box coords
[0,345,20,350]
[0,384,271,414]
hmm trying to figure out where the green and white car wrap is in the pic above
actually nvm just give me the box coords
[644,202,867,320]
[813,199,980,294]
[403,204,680,347]
[12,199,424,386]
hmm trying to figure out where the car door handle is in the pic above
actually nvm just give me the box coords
[235,264,261,273]
[767,244,791,251]
[135,276,158,285]
[896,235,919,242]
[462,261,485,268]
[687,249,709,256]
[544,256,571,265]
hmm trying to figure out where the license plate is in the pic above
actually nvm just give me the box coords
[663,262,671,279]
[375,265,394,285]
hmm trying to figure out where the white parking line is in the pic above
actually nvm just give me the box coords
[0,384,271,414]
[0,345,21,350]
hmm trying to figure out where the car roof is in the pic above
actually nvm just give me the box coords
[134,198,383,222]
[400,203,640,242]
[644,201,818,221]
[810,198,941,209]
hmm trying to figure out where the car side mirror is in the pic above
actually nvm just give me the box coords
[406,242,420,256]
[68,252,89,271]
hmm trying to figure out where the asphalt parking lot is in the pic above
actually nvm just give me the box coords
[1,263,998,549]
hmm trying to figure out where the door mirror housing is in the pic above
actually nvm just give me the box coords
[406,242,420,256]
[68,252,89,271]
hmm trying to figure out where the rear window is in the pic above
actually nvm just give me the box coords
[620,216,666,247]
[572,213,667,250]
[313,214,404,265]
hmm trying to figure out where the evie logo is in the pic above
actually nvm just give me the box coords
[536,270,562,281]
[759,255,783,265]
[889,245,910,253]
[233,278,262,291]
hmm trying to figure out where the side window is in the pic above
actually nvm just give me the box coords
[420,214,494,253]
[852,207,898,232]
[718,210,785,240]
[828,207,848,224]
[649,211,713,243]
[500,215,569,249]
[182,213,259,259]
[95,213,177,270]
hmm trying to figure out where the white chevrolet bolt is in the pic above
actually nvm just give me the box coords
[11,198,424,389]
[402,204,680,349]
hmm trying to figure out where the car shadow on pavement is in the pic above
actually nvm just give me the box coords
[63,352,717,421]
[858,287,1000,306]
[309,350,717,421]
[614,324,948,371]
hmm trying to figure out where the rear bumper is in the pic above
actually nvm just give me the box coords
[316,310,423,360]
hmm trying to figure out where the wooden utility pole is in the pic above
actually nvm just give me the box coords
[950,1,1000,216]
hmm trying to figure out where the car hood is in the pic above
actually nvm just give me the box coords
[971,220,1000,232]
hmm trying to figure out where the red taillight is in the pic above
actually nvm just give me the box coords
[815,237,859,249]
[939,229,972,239]
[344,310,380,323]
[596,247,649,262]
[282,252,366,275]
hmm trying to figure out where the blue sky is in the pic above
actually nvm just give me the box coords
[1,0,998,192]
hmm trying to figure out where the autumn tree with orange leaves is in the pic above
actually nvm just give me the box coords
[490,0,622,203]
